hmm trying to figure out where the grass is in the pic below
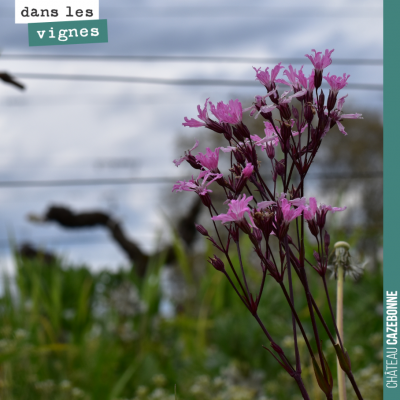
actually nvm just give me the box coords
[0,234,383,400]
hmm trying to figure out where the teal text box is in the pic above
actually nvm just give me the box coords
[28,19,108,46]
[385,1,400,399]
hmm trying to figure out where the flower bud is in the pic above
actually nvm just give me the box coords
[232,126,244,142]
[233,149,245,165]
[260,110,273,120]
[314,69,322,89]
[272,169,277,183]
[208,255,225,272]
[271,342,284,354]
[236,122,251,139]
[307,219,319,237]
[249,233,259,247]
[278,103,291,121]
[266,143,275,160]
[275,160,285,177]
[253,227,262,242]
[316,209,327,230]
[327,90,337,112]
[230,225,240,243]
[223,128,232,141]
[195,224,209,236]
[291,105,299,120]
[324,230,330,254]
[278,223,289,241]
[304,102,314,123]
[236,218,252,235]
[186,155,202,170]
[318,90,325,110]
[200,193,212,208]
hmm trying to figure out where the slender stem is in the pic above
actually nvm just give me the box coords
[208,209,225,251]
[256,264,267,305]
[284,150,288,192]
[322,276,344,350]
[293,375,311,400]
[245,183,259,203]
[347,372,364,400]
[286,161,296,190]
[279,282,314,358]
[255,169,274,199]
[310,296,336,345]
[289,259,336,345]
[299,264,329,381]
[236,241,251,303]
[222,270,249,310]
[253,313,276,343]
[284,236,301,372]
[298,175,329,383]
[228,281,310,400]
[337,265,347,400]
[224,251,249,301]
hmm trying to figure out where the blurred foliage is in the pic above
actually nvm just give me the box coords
[313,108,383,262]
[0,232,382,400]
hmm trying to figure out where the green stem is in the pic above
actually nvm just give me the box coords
[337,264,347,400]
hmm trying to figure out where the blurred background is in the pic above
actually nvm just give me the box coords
[0,0,383,399]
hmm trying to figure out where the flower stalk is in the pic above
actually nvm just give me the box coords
[172,48,364,399]
[336,250,347,400]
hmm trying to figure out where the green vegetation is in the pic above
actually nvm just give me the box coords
[0,235,382,400]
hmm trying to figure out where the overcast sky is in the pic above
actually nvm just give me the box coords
[0,0,383,272]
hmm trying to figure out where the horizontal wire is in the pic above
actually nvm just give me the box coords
[0,172,383,188]
[1,54,383,66]
[13,73,383,91]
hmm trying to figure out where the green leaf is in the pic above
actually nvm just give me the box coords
[311,354,333,396]
[334,343,352,374]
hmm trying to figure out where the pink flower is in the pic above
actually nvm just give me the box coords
[212,194,254,225]
[275,65,316,96]
[281,198,305,223]
[252,121,306,150]
[195,147,220,172]
[297,67,315,93]
[329,95,363,136]
[305,49,334,72]
[290,197,308,208]
[258,90,307,116]
[209,99,243,125]
[243,91,276,117]
[303,197,318,220]
[253,63,285,91]
[251,122,279,148]
[324,73,350,94]
[220,145,239,153]
[172,171,222,196]
[276,65,302,91]
[256,200,276,210]
[173,140,199,167]
[277,90,308,105]
[254,104,277,119]
[183,98,210,128]
[303,197,346,229]
[242,162,254,178]
[183,98,225,133]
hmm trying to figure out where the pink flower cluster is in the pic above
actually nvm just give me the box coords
[210,193,345,231]
[171,48,365,400]
[305,49,334,72]
[183,98,243,129]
